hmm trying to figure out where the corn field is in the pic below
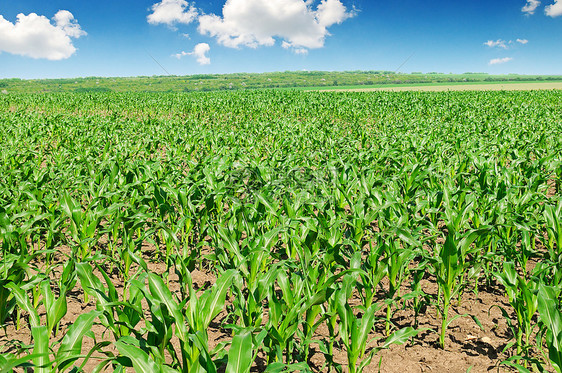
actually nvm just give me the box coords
[1,90,562,372]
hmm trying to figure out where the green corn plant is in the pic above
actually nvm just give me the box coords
[264,266,332,365]
[228,228,280,329]
[54,310,102,371]
[311,252,364,370]
[335,285,421,373]
[297,251,363,363]
[111,269,237,372]
[380,235,415,336]
[184,269,237,335]
[359,239,386,309]
[40,279,68,337]
[38,258,75,339]
[493,262,539,362]
[0,254,29,329]
[230,255,272,329]
[31,326,49,373]
[404,259,430,329]
[264,269,307,364]
[345,196,378,247]
[75,260,106,305]
[429,230,485,349]
[515,228,538,275]
[335,288,379,373]
[211,224,247,274]
[0,205,31,257]
[60,192,104,260]
[545,201,562,261]
[222,327,270,373]
[6,281,41,331]
[537,284,562,373]
[0,353,48,373]
[83,262,146,341]
[108,211,152,280]
[113,338,162,373]
[4,276,101,371]
[225,330,253,373]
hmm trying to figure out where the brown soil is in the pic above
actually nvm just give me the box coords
[1,246,550,373]
[547,178,557,198]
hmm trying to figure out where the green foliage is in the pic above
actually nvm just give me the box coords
[1,71,562,93]
[538,285,562,372]
[0,89,561,371]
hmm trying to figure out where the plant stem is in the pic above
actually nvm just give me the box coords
[439,299,450,350]
[386,303,392,336]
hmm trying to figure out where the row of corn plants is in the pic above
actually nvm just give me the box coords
[1,89,561,372]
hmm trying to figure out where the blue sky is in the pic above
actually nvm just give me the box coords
[0,0,560,79]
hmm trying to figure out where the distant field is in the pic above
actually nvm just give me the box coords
[320,81,562,92]
[2,71,562,93]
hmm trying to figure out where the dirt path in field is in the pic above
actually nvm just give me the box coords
[326,82,562,92]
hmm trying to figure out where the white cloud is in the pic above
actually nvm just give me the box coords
[522,0,541,14]
[175,43,211,65]
[191,43,211,64]
[0,11,86,60]
[316,0,352,27]
[282,40,309,54]
[173,51,189,59]
[197,0,354,52]
[489,57,513,65]
[545,0,562,16]
[485,38,529,49]
[148,0,198,26]
[484,39,508,49]
[53,10,86,38]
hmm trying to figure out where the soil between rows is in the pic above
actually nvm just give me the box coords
[1,243,545,373]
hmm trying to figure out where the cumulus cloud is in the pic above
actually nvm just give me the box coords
[484,39,508,49]
[316,0,352,27]
[485,38,529,49]
[545,0,562,16]
[0,11,86,60]
[191,43,211,64]
[522,0,541,14]
[174,42,211,65]
[197,0,354,52]
[53,10,86,38]
[148,0,198,26]
[489,57,513,65]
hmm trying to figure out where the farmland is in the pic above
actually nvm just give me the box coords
[2,71,562,94]
[322,82,562,92]
[1,90,562,372]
